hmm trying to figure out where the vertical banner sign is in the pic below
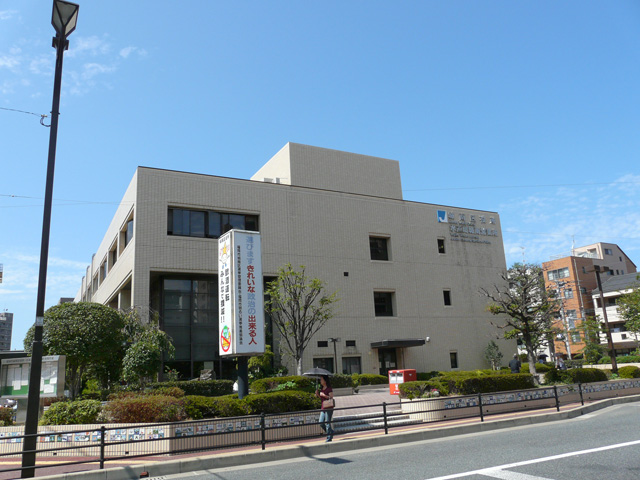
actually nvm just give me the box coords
[218,230,265,356]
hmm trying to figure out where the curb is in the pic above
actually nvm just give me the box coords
[37,394,640,480]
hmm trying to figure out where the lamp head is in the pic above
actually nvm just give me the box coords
[52,0,79,38]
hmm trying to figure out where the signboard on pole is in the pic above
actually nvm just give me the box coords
[218,230,265,356]
[0,356,66,398]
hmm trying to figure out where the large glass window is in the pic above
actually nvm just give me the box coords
[374,292,394,316]
[369,236,390,261]
[168,207,259,239]
[124,218,134,248]
[342,357,362,375]
[313,357,334,373]
[548,267,569,281]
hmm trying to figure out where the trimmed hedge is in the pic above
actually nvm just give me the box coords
[353,374,388,386]
[39,400,102,426]
[103,395,187,423]
[545,367,608,384]
[250,376,316,393]
[398,372,535,399]
[147,380,233,397]
[184,395,249,420]
[329,374,354,389]
[416,371,441,381]
[617,366,640,379]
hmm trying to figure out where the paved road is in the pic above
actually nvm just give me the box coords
[150,403,640,480]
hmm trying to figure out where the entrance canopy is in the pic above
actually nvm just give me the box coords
[370,339,426,349]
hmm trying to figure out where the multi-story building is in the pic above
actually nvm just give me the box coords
[75,143,514,379]
[592,272,640,354]
[542,243,637,359]
[0,312,13,351]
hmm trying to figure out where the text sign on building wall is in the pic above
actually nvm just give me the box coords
[218,230,265,356]
[0,356,66,398]
[437,209,499,245]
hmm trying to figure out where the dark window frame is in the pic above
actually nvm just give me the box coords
[374,291,394,317]
[369,236,390,261]
[168,207,259,239]
[437,238,446,254]
[443,289,452,306]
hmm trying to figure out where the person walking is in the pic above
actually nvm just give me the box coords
[509,354,521,373]
[316,375,335,442]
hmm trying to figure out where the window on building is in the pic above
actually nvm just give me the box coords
[437,238,446,254]
[369,236,390,261]
[604,248,613,255]
[571,331,582,343]
[548,267,569,281]
[123,218,134,248]
[564,289,573,299]
[580,287,587,294]
[110,247,117,267]
[566,310,577,329]
[168,207,259,239]
[346,340,356,347]
[100,260,107,282]
[317,340,328,348]
[342,357,362,374]
[443,289,452,306]
[450,352,458,369]
[374,291,394,316]
[313,357,334,373]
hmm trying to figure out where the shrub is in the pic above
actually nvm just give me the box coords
[617,355,640,364]
[39,400,102,426]
[399,380,449,399]
[183,395,249,419]
[353,373,389,385]
[416,371,440,381]
[244,391,320,414]
[0,407,14,426]
[562,368,608,384]
[330,374,354,389]
[251,376,316,393]
[598,356,611,364]
[444,373,535,395]
[617,366,640,378]
[149,386,185,398]
[103,395,187,423]
[147,380,233,397]
[534,363,552,373]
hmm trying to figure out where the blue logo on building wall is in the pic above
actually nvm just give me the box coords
[437,210,448,223]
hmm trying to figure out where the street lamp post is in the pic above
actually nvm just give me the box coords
[328,338,340,373]
[21,2,79,477]
[591,265,618,374]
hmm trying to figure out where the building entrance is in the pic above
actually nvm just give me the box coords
[378,348,397,377]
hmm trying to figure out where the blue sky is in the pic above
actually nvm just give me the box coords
[1,1,639,350]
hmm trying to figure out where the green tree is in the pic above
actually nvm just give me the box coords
[265,264,339,375]
[580,315,606,364]
[24,302,126,399]
[248,344,275,380]
[617,276,640,348]
[484,340,504,370]
[480,263,560,376]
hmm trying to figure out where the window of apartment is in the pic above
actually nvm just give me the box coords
[374,291,394,316]
[437,238,446,254]
[369,236,390,261]
[563,289,573,299]
[450,352,458,369]
[100,260,107,282]
[566,310,577,329]
[580,287,587,294]
[123,218,134,248]
[313,357,334,374]
[548,267,569,281]
[342,357,362,375]
[168,207,259,239]
[604,248,613,255]
[443,289,452,306]
[109,246,117,267]
[571,331,582,343]
[346,340,356,347]
[317,340,328,348]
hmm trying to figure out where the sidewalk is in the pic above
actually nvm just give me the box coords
[3,389,639,480]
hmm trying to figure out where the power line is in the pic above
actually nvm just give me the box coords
[0,107,49,126]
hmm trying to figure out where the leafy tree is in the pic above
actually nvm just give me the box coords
[480,263,560,376]
[580,315,606,364]
[617,277,640,347]
[484,340,503,370]
[248,344,275,380]
[265,264,339,375]
[24,302,126,399]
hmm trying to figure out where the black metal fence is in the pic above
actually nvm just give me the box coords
[1,378,639,477]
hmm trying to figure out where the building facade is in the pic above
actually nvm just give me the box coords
[75,143,514,379]
[0,312,13,351]
[542,243,637,359]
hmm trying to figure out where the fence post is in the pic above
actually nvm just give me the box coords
[99,426,106,469]
[383,402,388,435]
[578,382,584,406]
[260,413,266,450]
[477,394,484,422]
[553,385,560,412]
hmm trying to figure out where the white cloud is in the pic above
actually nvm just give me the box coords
[67,35,111,58]
[81,62,116,81]
[0,54,20,71]
[0,10,17,21]
[119,46,148,59]
[29,55,53,76]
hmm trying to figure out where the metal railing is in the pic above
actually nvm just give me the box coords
[1,378,639,477]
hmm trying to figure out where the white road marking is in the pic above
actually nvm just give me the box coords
[424,438,640,480]
[480,469,554,480]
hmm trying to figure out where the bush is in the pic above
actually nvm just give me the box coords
[39,400,102,426]
[598,356,611,364]
[330,374,354,389]
[147,380,233,397]
[0,407,14,426]
[617,355,640,364]
[416,371,441,381]
[183,395,249,419]
[534,363,553,373]
[617,366,640,378]
[444,373,535,395]
[251,376,316,393]
[353,373,389,385]
[103,395,187,423]
[244,391,320,414]
[148,386,185,398]
[399,380,449,399]
[563,368,608,384]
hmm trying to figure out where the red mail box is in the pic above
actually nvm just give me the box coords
[388,369,416,395]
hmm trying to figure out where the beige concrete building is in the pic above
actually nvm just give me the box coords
[75,143,513,379]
